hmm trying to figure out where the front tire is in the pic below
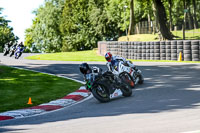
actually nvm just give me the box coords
[91,83,110,103]
[138,74,144,84]
[3,50,8,56]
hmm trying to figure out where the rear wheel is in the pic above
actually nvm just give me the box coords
[91,83,110,103]
[119,72,133,97]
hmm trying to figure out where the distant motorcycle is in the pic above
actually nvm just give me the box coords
[80,63,132,103]
[9,45,17,57]
[3,45,10,56]
[14,46,25,59]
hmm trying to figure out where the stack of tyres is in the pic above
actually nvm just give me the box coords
[122,42,128,59]
[119,42,123,57]
[160,41,166,60]
[146,42,150,60]
[128,42,132,59]
[130,42,135,59]
[177,40,184,61]
[106,42,111,53]
[183,40,192,61]
[171,41,177,60]
[116,42,120,55]
[137,42,142,60]
[142,42,146,60]
[150,42,154,60]
[199,40,200,60]
[113,42,119,56]
[166,41,171,60]
[133,42,137,60]
[154,41,160,60]
[110,42,115,55]
[191,40,199,61]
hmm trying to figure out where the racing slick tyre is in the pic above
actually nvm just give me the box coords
[10,51,14,57]
[3,50,8,56]
[119,72,133,97]
[91,82,110,103]
[138,74,144,84]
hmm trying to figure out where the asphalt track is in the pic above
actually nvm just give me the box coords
[0,53,200,133]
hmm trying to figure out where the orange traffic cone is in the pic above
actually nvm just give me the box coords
[27,97,32,105]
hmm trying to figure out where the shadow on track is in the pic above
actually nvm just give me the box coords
[1,62,200,132]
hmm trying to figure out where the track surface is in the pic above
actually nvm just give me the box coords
[0,53,200,133]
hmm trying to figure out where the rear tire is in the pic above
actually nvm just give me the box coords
[119,72,133,97]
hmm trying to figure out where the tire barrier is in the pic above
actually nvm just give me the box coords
[99,40,200,61]
[154,41,160,60]
[150,42,154,60]
[122,42,128,59]
[146,42,150,60]
[160,41,166,60]
[191,40,199,61]
[171,40,177,61]
[133,42,137,60]
[130,42,135,59]
[128,42,132,59]
[142,42,146,60]
[166,41,171,60]
[137,42,142,60]
[184,40,192,61]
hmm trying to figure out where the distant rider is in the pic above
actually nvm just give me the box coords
[105,52,138,73]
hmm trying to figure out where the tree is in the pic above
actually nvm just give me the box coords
[0,8,18,48]
[153,0,173,40]
[25,0,64,53]
[192,0,198,29]
[128,0,135,35]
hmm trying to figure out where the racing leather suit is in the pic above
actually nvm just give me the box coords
[106,56,135,72]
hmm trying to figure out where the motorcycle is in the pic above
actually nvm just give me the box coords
[9,45,17,57]
[80,65,133,103]
[14,46,25,59]
[3,45,10,56]
[112,61,144,88]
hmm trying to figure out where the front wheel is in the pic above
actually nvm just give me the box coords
[3,49,8,56]
[91,83,110,103]
[10,51,14,57]
[119,72,133,97]
[138,74,144,84]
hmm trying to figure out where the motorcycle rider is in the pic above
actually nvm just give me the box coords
[15,42,25,58]
[105,52,138,72]
[3,41,13,56]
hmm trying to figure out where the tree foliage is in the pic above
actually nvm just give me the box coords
[0,8,18,48]
[25,0,200,52]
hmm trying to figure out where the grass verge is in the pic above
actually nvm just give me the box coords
[25,49,200,63]
[0,65,82,113]
[25,50,105,62]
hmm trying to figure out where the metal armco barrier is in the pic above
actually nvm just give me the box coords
[98,40,200,61]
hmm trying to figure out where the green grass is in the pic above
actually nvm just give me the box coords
[25,49,106,62]
[0,65,82,113]
[25,49,200,63]
[119,28,200,41]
